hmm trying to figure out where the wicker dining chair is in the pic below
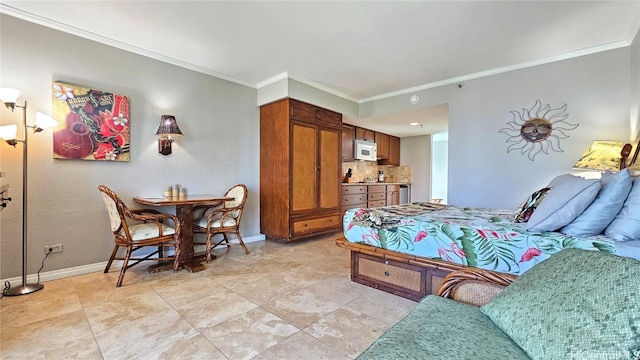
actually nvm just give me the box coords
[193,184,249,262]
[98,185,181,287]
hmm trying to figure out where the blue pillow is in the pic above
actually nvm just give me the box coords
[605,178,640,241]
[561,169,632,236]
[526,176,601,232]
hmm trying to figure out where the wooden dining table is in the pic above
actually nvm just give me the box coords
[133,194,232,272]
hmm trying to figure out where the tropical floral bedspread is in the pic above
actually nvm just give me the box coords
[343,202,616,276]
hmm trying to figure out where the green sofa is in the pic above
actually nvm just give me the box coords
[358,249,640,360]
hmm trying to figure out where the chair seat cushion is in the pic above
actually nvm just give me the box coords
[357,295,530,360]
[195,215,237,228]
[121,223,175,241]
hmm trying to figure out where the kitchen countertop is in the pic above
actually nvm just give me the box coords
[342,182,411,186]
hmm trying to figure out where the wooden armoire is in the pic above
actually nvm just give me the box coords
[260,98,342,242]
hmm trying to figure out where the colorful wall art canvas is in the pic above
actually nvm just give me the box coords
[52,82,130,161]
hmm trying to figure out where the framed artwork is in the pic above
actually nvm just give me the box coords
[51,82,130,161]
[499,100,578,161]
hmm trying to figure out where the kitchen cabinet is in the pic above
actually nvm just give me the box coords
[341,184,401,214]
[260,98,342,242]
[379,135,400,166]
[386,184,400,206]
[375,132,390,160]
[341,185,367,215]
[355,127,375,142]
[388,136,400,165]
[342,124,355,162]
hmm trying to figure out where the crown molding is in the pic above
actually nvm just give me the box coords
[359,40,630,104]
[287,74,359,103]
[628,6,640,44]
[2,3,636,105]
[0,4,255,89]
[256,72,289,89]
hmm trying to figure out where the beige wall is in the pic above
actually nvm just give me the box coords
[400,135,431,202]
[362,48,632,210]
[631,26,640,142]
[0,15,260,278]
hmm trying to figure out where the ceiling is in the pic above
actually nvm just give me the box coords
[2,1,639,137]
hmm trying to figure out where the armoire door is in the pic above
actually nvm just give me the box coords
[318,126,340,210]
[291,121,317,214]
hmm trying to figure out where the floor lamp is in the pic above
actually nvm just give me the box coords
[0,88,58,296]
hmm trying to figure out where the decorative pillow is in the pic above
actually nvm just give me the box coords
[512,187,551,223]
[561,169,632,236]
[525,176,601,232]
[547,173,579,188]
[481,249,640,360]
[605,178,640,241]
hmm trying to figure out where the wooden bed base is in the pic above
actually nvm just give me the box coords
[336,237,484,301]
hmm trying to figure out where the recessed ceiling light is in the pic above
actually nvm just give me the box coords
[409,95,419,104]
[409,122,421,126]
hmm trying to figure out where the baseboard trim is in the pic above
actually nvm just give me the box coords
[0,234,266,288]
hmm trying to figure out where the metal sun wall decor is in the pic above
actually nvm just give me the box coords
[51,81,130,161]
[499,100,578,161]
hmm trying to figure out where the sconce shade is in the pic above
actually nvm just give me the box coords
[155,115,183,137]
[0,124,18,143]
[573,140,624,171]
[34,112,59,131]
[0,88,20,105]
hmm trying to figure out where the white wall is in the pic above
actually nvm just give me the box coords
[361,48,631,210]
[0,15,260,278]
[431,132,448,203]
[631,26,640,142]
[400,135,431,202]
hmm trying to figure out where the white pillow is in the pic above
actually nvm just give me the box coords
[526,175,601,232]
[605,178,640,241]
[561,169,632,236]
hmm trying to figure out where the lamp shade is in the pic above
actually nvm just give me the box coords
[0,88,20,104]
[155,115,183,137]
[573,140,624,171]
[0,124,18,140]
[35,112,59,130]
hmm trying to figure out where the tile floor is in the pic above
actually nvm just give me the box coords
[0,234,417,359]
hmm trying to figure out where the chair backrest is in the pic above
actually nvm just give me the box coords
[98,185,125,232]
[224,184,248,219]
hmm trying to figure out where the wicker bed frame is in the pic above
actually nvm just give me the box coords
[338,203,539,301]
[335,237,509,301]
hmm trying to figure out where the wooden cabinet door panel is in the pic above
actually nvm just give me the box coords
[376,132,389,160]
[388,136,400,165]
[318,127,340,210]
[355,127,375,142]
[342,124,354,162]
[291,122,317,213]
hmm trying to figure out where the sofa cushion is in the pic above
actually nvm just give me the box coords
[525,176,600,231]
[357,295,530,360]
[481,249,640,360]
[561,168,632,236]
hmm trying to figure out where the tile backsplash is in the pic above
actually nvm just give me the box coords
[342,161,412,183]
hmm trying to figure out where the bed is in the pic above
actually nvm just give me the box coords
[337,167,640,301]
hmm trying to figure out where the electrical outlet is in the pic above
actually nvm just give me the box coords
[45,244,63,254]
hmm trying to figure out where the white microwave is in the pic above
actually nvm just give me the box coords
[354,139,377,161]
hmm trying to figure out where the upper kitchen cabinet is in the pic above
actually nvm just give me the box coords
[378,135,400,166]
[355,127,375,142]
[342,124,355,162]
[375,132,389,160]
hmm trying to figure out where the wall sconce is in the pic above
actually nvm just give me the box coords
[0,87,59,296]
[155,115,183,155]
